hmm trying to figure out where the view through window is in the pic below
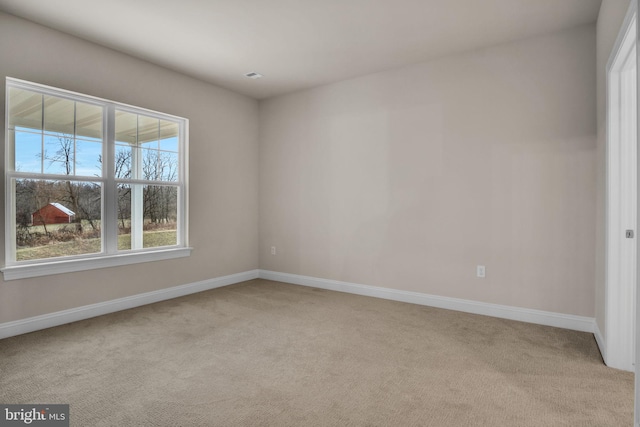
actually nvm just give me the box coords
[4,79,188,271]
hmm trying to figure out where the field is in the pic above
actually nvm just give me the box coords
[16,223,177,261]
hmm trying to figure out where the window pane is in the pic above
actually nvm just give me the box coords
[44,95,74,136]
[11,91,105,178]
[160,151,179,181]
[116,183,132,250]
[115,145,132,179]
[159,120,178,152]
[76,102,103,141]
[76,140,102,177]
[138,115,159,148]
[142,148,159,180]
[115,110,137,144]
[44,135,74,175]
[116,184,178,250]
[8,88,42,131]
[159,137,178,152]
[14,179,102,261]
[143,185,178,239]
[14,130,42,173]
[139,149,179,181]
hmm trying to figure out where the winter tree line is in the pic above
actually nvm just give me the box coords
[15,135,178,246]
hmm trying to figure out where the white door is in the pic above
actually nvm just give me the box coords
[607,2,637,374]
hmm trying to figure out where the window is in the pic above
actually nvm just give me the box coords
[3,78,190,280]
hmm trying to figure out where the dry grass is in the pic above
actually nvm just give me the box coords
[16,230,177,261]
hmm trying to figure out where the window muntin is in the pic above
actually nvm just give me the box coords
[4,78,188,272]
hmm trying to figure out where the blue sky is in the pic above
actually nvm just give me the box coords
[14,127,178,179]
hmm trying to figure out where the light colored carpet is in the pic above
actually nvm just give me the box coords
[0,279,633,426]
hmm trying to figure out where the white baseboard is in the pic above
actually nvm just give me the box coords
[593,321,606,362]
[259,270,596,333]
[0,269,259,340]
[1,268,598,340]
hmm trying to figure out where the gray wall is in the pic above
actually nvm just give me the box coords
[595,0,633,340]
[259,25,597,316]
[0,10,603,327]
[0,12,259,323]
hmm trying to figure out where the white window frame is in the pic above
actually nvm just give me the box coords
[2,78,191,280]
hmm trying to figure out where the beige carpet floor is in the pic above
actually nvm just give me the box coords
[0,279,634,426]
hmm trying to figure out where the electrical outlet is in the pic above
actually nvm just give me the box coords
[271,246,276,255]
[476,265,486,278]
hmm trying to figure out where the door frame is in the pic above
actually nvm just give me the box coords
[606,0,638,373]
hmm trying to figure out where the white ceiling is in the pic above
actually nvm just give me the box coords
[0,0,602,100]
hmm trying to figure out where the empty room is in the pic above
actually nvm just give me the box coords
[0,0,637,425]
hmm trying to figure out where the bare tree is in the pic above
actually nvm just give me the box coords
[74,183,101,231]
[142,150,178,224]
[15,179,47,244]
[45,135,83,232]
[45,135,103,232]
[110,149,132,231]
[15,179,55,239]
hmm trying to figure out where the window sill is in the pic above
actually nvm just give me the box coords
[1,247,193,281]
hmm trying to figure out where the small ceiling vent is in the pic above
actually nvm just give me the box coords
[244,72,263,79]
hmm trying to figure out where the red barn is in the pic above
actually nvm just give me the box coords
[31,203,76,226]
